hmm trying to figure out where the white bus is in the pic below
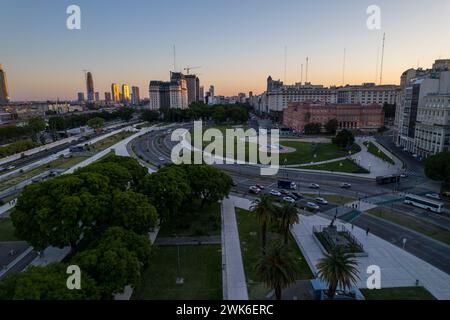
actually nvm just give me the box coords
[404,194,444,213]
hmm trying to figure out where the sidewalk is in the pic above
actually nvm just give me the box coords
[221,197,248,300]
[290,213,450,300]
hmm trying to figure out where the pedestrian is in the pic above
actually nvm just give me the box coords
[366,228,370,236]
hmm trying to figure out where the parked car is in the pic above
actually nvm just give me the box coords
[340,183,352,189]
[305,202,320,210]
[255,184,265,190]
[309,183,320,189]
[400,173,408,178]
[282,196,296,204]
[315,197,328,205]
[426,193,442,200]
[249,186,261,194]
[280,189,290,195]
[270,190,282,197]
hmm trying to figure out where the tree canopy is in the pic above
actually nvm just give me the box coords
[425,151,450,183]
[332,129,355,149]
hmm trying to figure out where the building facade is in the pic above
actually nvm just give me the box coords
[185,75,200,105]
[132,86,140,105]
[111,83,120,102]
[337,83,400,105]
[122,84,131,103]
[414,94,450,157]
[149,72,188,109]
[104,92,112,103]
[86,72,94,102]
[77,92,85,103]
[0,64,9,104]
[282,102,384,132]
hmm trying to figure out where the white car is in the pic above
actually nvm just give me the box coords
[426,193,441,200]
[282,196,296,204]
[158,157,165,161]
[305,202,320,210]
[400,173,408,178]
[309,183,320,189]
[315,197,328,205]
[340,183,352,189]
[270,190,282,197]
[6,165,15,170]
[249,186,261,194]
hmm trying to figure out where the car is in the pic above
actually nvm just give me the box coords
[291,192,303,199]
[270,190,282,197]
[340,183,352,189]
[400,173,408,178]
[249,186,261,194]
[231,180,238,187]
[443,191,450,198]
[426,193,442,200]
[305,202,320,210]
[412,154,418,158]
[282,196,296,204]
[315,197,328,205]
[158,157,165,161]
[309,183,320,189]
[6,165,15,170]
[255,184,265,190]
[280,189,289,195]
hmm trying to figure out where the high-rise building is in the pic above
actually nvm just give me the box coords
[95,92,100,102]
[199,86,205,102]
[122,84,131,103]
[77,92,85,102]
[105,92,112,103]
[185,74,200,105]
[132,86,140,105]
[86,72,94,102]
[0,64,10,104]
[149,72,188,109]
[111,83,120,102]
[397,59,450,153]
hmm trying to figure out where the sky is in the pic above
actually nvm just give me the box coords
[1,0,450,101]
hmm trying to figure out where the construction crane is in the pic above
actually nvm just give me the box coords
[183,66,201,75]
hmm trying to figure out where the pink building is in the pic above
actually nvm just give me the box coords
[283,102,384,132]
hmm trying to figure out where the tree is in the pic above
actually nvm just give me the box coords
[332,129,355,149]
[141,109,160,123]
[304,123,321,135]
[100,154,148,187]
[27,116,46,142]
[111,190,158,235]
[75,162,132,191]
[0,263,99,300]
[182,165,233,206]
[425,151,450,184]
[11,173,111,251]
[325,118,338,134]
[276,203,299,245]
[316,247,360,299]
[250,195,276,255]
[255,243,300,300]
[138,167,191,222]
[87,117,105,131]
[116,107,134,122]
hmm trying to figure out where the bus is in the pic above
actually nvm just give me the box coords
[404,194,444,213]
[376,174,401,185]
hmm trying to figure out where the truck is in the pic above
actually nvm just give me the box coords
[277,180,297,190]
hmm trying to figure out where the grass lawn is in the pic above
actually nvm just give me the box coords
[303,194,355,205]
[300,159,369,174]
[0,218,19,241]
[87,131,134,153]
[0,155,89,191]
[158,201,221,237]
[361,287,435,300]
[132,245,222,300]
[236,208,313,299]
[363,141,395,165]
[367,207,450,245]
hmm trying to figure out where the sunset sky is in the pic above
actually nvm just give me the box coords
[1,0,450,101]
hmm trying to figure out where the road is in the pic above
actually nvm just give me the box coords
[130,124,450,275]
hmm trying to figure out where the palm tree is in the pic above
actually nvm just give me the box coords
[276,203,299,245]
[316,247,360,299]
[250,194,275,255]
[255,242,299,300]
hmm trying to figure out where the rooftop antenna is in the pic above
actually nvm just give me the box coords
[284,45,287,83]
[300,64,303,85]
[342,48,346,86]
[379,33,386,85]
[375,44,380,83]
[305,57,309,83]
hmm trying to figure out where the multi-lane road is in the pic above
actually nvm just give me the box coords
[130,124,450,275]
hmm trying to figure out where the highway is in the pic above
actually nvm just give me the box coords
[130,124,450,275]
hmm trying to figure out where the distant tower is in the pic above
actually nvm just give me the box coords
[86,72,94,102]
[131,86,140,105]
[122,84,131,103]
[111,83,120,102]
[0,64,10,103]
[379,33,386,85]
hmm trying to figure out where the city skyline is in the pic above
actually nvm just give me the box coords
[1,0,450,101]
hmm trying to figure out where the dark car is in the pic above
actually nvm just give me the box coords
[291,192,303,199]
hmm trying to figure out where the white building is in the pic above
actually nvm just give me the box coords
[414,94,450,157]
[148,73,188,110]
[337,83,400,105]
